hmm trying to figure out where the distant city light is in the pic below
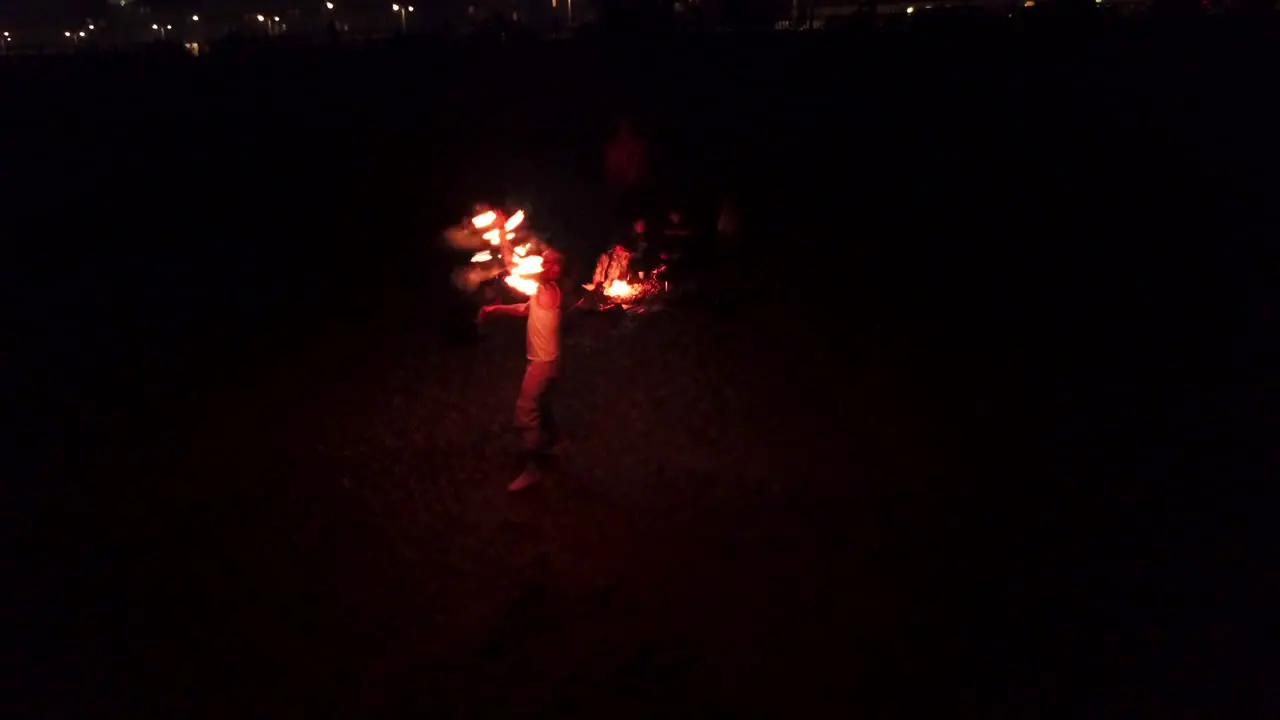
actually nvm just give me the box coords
[192,15,200,21]
[65,31,71,36]
[392,3,399,9]
[88,24,95,29]
[326,1,335,7]
[79,31,86,36]
[408,5,414,10]
[152,23,159,28]
[257,14,266,21]
[273,16,280,21]
[906,5,914,11]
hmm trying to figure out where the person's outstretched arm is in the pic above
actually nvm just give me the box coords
[478,302,529,323]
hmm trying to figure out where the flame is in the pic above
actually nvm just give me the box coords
[504,254,544,296]
[505,274,540,295]
[458,207,554,298]
[511,254,544,275]
[604,279,641,300]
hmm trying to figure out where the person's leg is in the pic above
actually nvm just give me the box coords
[540,374,563,452]
[510,360,556,490]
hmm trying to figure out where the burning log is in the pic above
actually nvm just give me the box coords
[603,278,641,301]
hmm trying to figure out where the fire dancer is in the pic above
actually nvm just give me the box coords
[477,249,565,491]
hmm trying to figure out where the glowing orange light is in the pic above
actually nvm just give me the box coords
[472,210,497,229]
[482,229,501,245]
[471,250,493,263]
[504,209,525,231]
[503,254,545,296]
[603,279,642,300]
[511,255,543,274]
[505,275,539,295]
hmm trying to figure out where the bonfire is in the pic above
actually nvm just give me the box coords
[581,243,668,310]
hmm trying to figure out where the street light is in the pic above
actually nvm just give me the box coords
[152,23,170,39]
[256,14,281,34]
[192,15,199,21]
[392,3,413,32]
[87,24,95,29]
[326,1,335,8]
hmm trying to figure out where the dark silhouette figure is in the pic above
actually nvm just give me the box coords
[605,117,650,228]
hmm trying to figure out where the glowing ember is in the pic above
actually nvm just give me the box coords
[503,210,525,231]
[604,279,641,300]
[506,231,516,240]
[514,243,530,257]
[472,211,497,229]
[471,250,493,263]
[482,229,501,245]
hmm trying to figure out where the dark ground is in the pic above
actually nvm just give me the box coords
[4,25,1278,718]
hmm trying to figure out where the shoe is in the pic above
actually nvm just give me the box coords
[508,470,540,492]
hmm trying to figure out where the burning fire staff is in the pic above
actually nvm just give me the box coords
[477,249,566,492]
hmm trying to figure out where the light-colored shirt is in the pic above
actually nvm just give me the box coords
[527,281,560,362]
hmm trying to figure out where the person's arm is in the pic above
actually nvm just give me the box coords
[477,302,529,323]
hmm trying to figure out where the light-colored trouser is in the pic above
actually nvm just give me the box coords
[514,359,558,454]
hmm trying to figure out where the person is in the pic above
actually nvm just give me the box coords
[477,249,565,491]
[605,118,650,227]
[658,209,692,258]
